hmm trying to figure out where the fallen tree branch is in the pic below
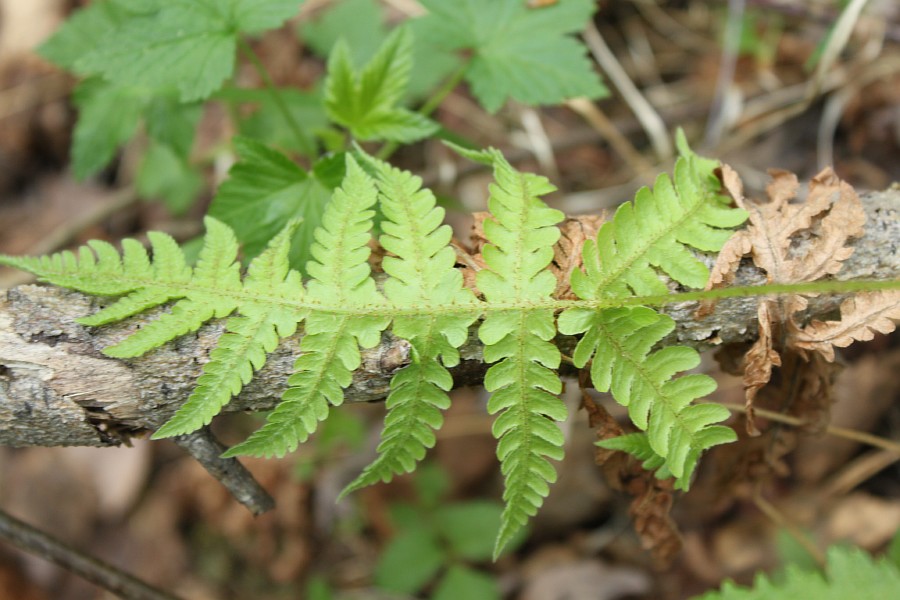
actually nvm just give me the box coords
[0,189,897,450]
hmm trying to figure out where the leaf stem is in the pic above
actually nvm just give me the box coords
[375,61,469,160]
[238,37,308,151]
[619,278,900,309]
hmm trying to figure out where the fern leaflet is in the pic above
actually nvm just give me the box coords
[570,132,746,301]
[223,155,390,458]
[462,148,567,558]
[559,135,745,485]
[342,155,479,495]
[558,306,735,485]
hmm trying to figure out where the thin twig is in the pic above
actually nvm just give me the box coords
[822,449,900,498]
[515,106,559,180]
[719,402,900,455]
[808,0,871,102]
[173,427,275,515]
[582,22,672,160]
[703,0,745,150]
[0,508,181,600]
[752,484,827,568]
[565,97,654,173]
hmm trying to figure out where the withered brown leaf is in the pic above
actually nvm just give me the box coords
[706,166,866,433]
[793,290,900,361]
[581,390,682,566]
[551,215,604,299]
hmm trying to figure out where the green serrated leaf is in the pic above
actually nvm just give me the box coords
[75,1,302,102]
[414,0,607,112]
[560,306,734,483]
[209,137,334,273]
[559,139,744,484]
[153,222,304,438]
[231,0,304,34]
[569,142,747,302]
[38,0,142,72]
[220,87,328,157]
[374,528,444,594]
[693,545,900,599]
[435,501,523,561]
[144,98,202,159]
[466,150,566,558]
[103,218,243,358]
[433,565,500,600]
[341,155,478,496]
[324,27,438,142]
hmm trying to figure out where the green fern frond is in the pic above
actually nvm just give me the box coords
[558,306,735,483]
[469,149,567,558]
[153,222,306,438]
[224,155,390,458]
[342,155,479,495]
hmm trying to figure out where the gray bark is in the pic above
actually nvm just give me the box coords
[1,190,898,449]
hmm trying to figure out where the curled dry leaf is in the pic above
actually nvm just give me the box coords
[461,212,604,299]
[581,390,682,566]
[793,290,900,361]
[704,165,753,292]
[706,166,867,433]
[742,302,780,436]
[551,215,604,299]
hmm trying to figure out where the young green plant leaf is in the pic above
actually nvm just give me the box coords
[208,137,334,272]
[324,27,438,142]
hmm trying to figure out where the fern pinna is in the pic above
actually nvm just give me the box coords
[558,133,747,487]
[0,139,746,554]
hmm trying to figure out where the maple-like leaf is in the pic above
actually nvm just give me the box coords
[75,1,303,102]
[413,0,607,112]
